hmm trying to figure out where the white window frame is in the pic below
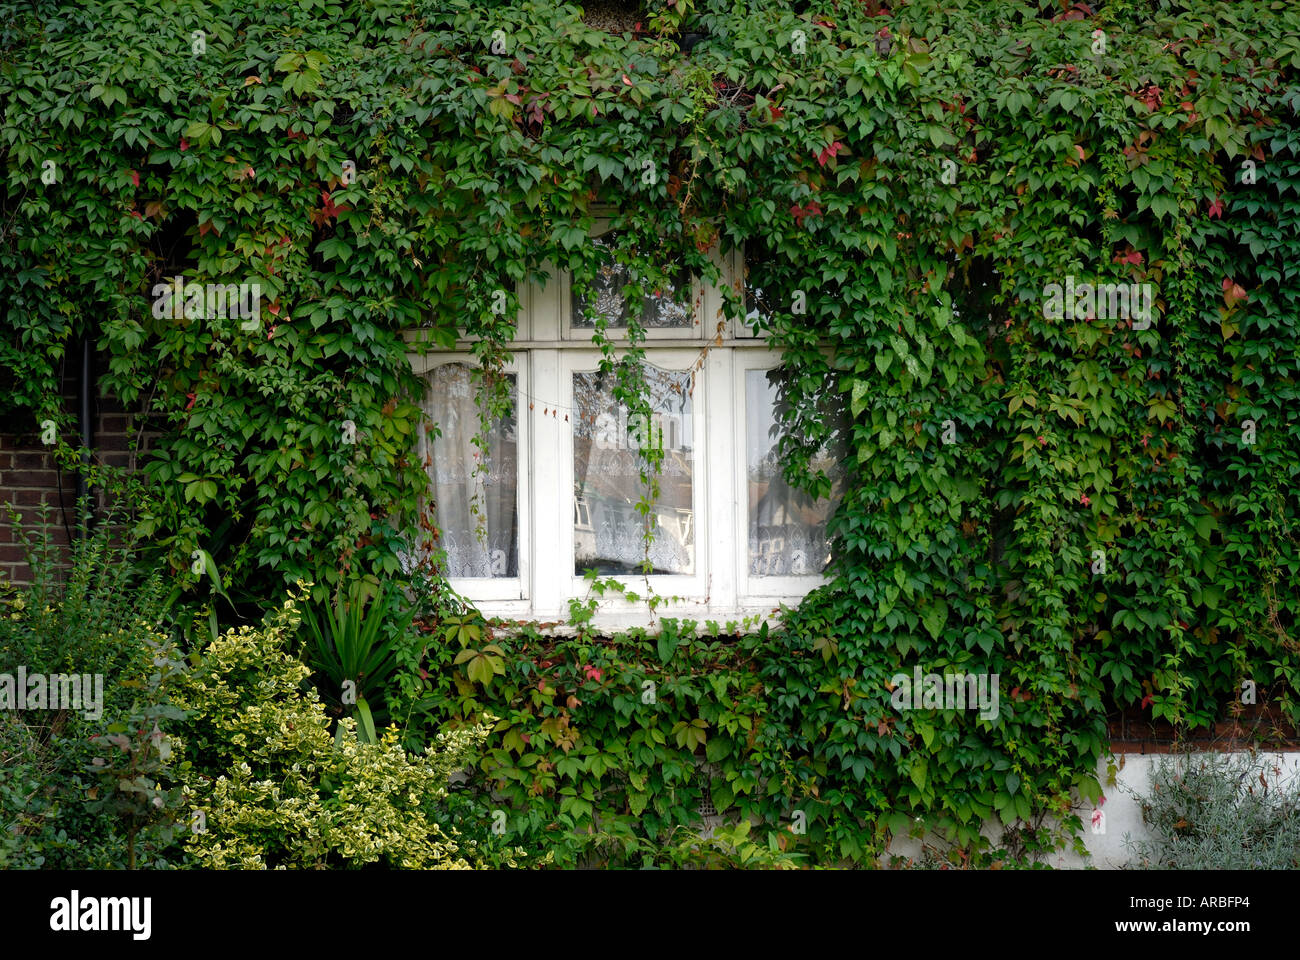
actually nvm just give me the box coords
[412,353,531,612]
[408,240,838,627]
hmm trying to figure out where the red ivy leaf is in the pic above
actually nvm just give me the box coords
[816,140,844,167]
[789,200,823,228]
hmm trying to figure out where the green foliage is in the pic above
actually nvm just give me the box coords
[0,522,530,869]
[300,579,417,741]
[3,0,1299,865]
[627,820,807,870]
[1123,752,1300,869]
[0,505,185,869]
[172,587,528,868]
[413,601,1083,866]
[0,711,53,868]
[83,634,190,870]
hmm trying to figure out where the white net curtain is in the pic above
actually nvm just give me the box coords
[424,363,519,579]
[571,231,692,329]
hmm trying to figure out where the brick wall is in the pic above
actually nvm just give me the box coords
[0,349,141,584]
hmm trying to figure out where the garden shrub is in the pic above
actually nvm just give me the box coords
[1123,752,1300,869]
[0,512,534,869]
[173,586,535,869]
[0,505,183,869]
[299,578,422,742]
[0,708,59,868]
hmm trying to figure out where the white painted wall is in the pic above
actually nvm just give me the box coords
[883,752,1300,869]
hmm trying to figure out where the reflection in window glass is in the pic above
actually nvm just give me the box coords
[426,364,519,578]
[742,242,776,334]
[746,368,844,576]
[572,232,692,328]
[573,366,694,575]
[743,270,773,333]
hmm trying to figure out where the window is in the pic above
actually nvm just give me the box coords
[570,361,697,576]
[570,230,694,331]
[413,234,843,627]
[560,348,707,606]
[737,360,846,599]
[417,358,528,608]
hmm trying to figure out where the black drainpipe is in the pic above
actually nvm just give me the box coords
[76,335,94,535]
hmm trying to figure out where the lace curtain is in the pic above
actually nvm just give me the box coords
[426,364,518,579]
[571,231,692,328]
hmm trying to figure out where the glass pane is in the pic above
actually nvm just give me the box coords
[746,368,844,577]
[572,231,692,328]
[426,364,519,579]
[743,272,772,331]
[572,366,694,575]
[743,243,774,333]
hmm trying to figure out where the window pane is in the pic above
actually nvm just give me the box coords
[426,364,518,579]
[746,368,843,577]
[743,271,772,331]
[573,366,694,575]
[742,242,775,333]
[572,232,692,328]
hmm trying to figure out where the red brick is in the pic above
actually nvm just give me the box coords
[12,451,54,470]
[1,471,62,487]
[14,491,45,508]
[0,544,28,565]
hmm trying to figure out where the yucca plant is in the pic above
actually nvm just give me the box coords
[300,581,416,743]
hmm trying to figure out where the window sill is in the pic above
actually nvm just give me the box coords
[482,604,800,638]
[460,587,826,635]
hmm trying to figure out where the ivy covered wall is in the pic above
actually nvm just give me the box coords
[2,0,1298,864]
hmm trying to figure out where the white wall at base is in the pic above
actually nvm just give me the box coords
[883,752,1300,869]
